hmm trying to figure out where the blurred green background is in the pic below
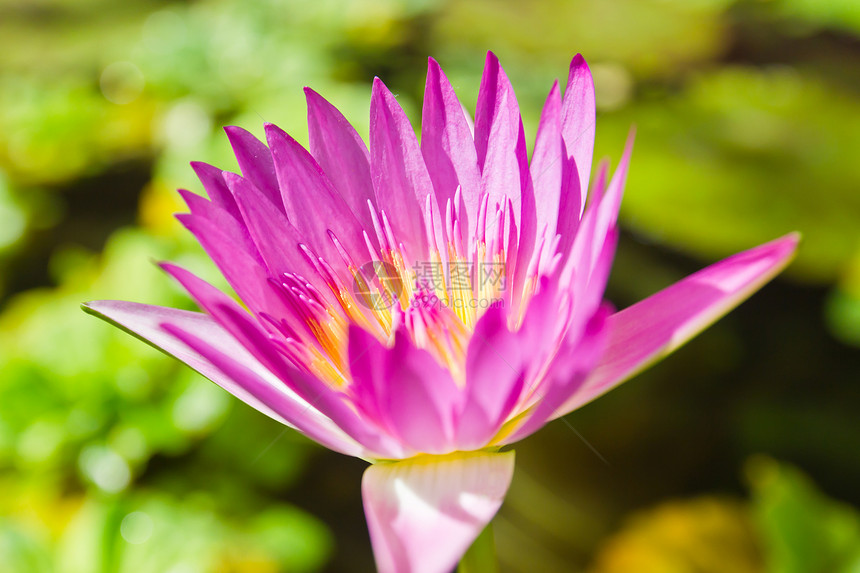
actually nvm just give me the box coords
[1,0,859,571]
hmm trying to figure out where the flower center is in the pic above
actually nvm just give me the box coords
[267,190,554,389]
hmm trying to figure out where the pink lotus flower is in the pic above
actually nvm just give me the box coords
[85,53,797,573]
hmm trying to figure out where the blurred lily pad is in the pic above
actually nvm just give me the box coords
[747,456,860,573]
[597,66,860,283]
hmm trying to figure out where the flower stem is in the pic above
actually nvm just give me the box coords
[457,524,499,573]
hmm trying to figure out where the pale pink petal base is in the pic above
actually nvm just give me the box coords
[362,450,515,573]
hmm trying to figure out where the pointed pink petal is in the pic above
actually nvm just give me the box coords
[161,321,368,457]
[555,234,800,418]
[216,299,406,458]
[305,87,378,232]
[555,156,582,254]
[500,303,612,444]
[345,324,391,432]
[160,262,297,370]
[190,161,242,221]
[348,325,460,455]
[474,53,534,238]
[560,54,595,215]
[162,263,403,457]
[223,126,282,210]
[161,264,333,413]
[560,132,630,301]
[370,78,437,260]
[568,227,619,335]
[474,53,537,307]
[265,123,370,270]
[362,450,515,573]
[421,58,482,242]
[177,189,261,263]
[224,172,335,305]
[457,305,525,450]
[590,130,634,266]
[175,212,288,317]
[82,301,364,456]
[516,276,573,375]
[530,80,565,240]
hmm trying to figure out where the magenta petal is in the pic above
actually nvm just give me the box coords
[560,54,595,213]
[160,264,324,409]
[223,126,282,210]
[177,189,261,263]
[385,332,460,454]
[215,300,404,458]
[501,303,612,444]
[370,78,438,260]
[82,301,364,456]
[421,58,482,243]
[175,213,287,317]
[556,234,800,418]
[159,262,295,370]
[224,172,335,304]
[474,53,534,237]
[265,123,370,269]
[190,161,242,221]
[560,133,630,304]
[350,326,460,455]
[162,322,368,457]
[346,324,391,432]
[474,54,537,307]
[458,305,525,450]
[590,130,634,267]
[163,266,402,457]
[305,87,377,232]
[530,80,564,240]
[362,450,515,573]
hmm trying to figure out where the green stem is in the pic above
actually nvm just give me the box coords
[457,524,499,573]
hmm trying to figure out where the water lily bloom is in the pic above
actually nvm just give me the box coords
[84,52,798,573]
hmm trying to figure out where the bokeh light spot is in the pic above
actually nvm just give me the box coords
[79,445,132,493]
[121,511,154,544]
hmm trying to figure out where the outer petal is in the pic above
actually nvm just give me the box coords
[370,78,438,261]
[474,52,534,246]
[223,126,282,209]
[159,263,403,457]
[457,305,525,450]
[162,321,370,457]
[349,325,460,455]
[177,189,261,264]
[421,58,482,243]
[190,161,242,221]
[555,233,800,418]
[362,450,515,573]
[305,87,377,232]
[175,212,290,317]
[265,123,370,271]
[81,301,365,456]
[560,54,595,217]
[530,80,564,240]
